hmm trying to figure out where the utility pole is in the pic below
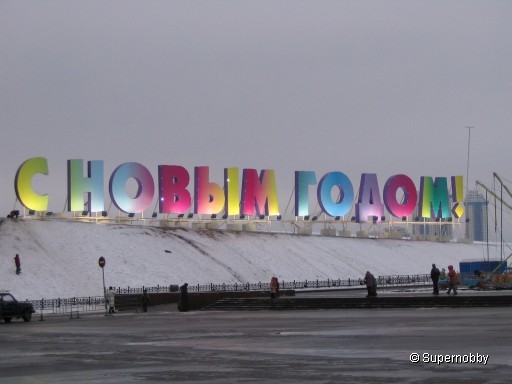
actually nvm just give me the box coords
[465,126,474,192]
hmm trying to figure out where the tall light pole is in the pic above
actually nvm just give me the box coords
[465,126,474,192]
[464,126,474,243]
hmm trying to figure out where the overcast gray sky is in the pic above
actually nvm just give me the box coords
[2,1,511,222]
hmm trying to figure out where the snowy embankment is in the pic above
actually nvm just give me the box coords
[0,218,488,301]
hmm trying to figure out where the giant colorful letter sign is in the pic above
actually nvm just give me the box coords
[451,175,465,218]
[224,167,240,216]
[241,169,280,216]
[418,176,450,219]
[383,174,418,218]
[67,159,104,212]
[15,157,49,211]
[12,157,467,223]
[109,162,154,213]
[194,166,225,215]
[158,165,191,214]
[294,171,317,217]
[355,173,385,223]
[317,172,354,217]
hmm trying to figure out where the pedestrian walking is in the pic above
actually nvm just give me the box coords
[106,286,117,314]
[14,254,21,275]
[178,283,189,312]
[430,263,440,295]
[364,271,377,297]
[447,265,458,295]
[141,289,151,313]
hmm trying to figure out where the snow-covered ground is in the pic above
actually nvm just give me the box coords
[0,217,493,301]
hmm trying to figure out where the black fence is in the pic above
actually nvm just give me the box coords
[28,274,432,316]
[378,274,431,286]
[31,296,105,316]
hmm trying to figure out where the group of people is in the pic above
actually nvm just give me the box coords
[77,266,464,316]
[92,266,464,316]
[104,287,152,315]
[364,264,460,298]
[103,278,278,313]
[12,250,460,309]
[430,263,459,295]
[102,284,189,314]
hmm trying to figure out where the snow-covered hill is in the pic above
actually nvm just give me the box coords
[0,218,490,301]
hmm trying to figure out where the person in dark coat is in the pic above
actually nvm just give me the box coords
[364,271,377,297]
[430,263,441,295]
[141,289,151,313]
[178,283,189,312]
[14,254,21,275]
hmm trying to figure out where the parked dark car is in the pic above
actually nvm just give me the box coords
[0,292,35,323]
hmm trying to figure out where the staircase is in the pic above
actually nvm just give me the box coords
[201,295,512,311]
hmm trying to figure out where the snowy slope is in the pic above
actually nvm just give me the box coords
[0,218,490,301]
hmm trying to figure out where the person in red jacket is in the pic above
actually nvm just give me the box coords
[270,276,280,299]
[14,254,21,275]
[447,265,458,295]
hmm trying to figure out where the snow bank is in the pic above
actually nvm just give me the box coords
[0,218,489,301]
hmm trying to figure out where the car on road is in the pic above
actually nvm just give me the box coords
[0,292,35,323]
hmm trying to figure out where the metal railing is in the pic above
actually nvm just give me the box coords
[31,296,105,316]
[377,274,431,287]
[28,274,432,316]
[116,285,178,294]
[114,274,431,293]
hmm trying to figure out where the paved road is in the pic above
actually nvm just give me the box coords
[1,298,511,383]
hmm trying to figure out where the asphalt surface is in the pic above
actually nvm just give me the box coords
[1,289,512,383]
